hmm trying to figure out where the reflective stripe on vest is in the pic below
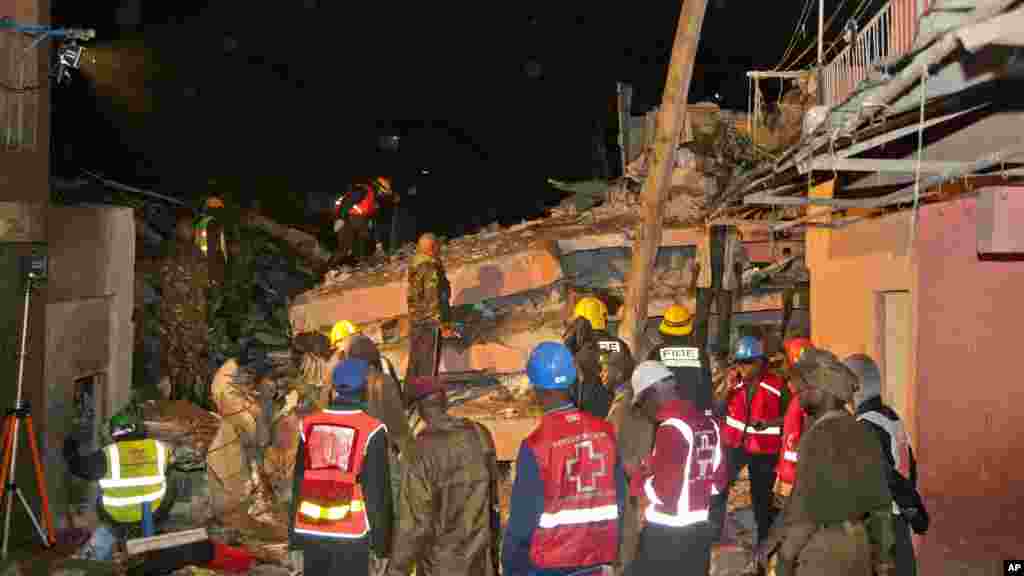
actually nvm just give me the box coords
[783,450,799,463]
[724,415,781,435]
[644,418,722,527]
[99,440,168,517]
[299,499,365,521]
[537,505,619,528]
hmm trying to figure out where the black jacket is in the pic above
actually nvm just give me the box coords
[855,396,929,534]
[563,319,634,419]
[288,402,394,556]
[648,333,713,411]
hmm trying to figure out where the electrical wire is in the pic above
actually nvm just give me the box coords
[773,0,816,70]
[788,0,880,69]
[782,0,860,70]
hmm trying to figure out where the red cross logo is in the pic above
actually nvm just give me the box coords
[566,440,607,493]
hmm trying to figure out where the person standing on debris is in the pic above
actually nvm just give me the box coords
[289,358,393,575]
[564,296,635,419]
[647,304,713,411]
[625,361,726,575]
[774,338,813,499]
[333,177,385,267]
[387,376,501,576]
[691,223,748,359]
[405,233,455,397]
[709,335,788,548]
[845,354,929,576]
[755,348,895,576]
[63,414,174,556]
[504,342,626,576]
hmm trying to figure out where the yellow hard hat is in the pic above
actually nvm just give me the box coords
[659,304,693,336]
[573,297,608,331]
[330,320,360,348]
[206,196,224,209]
[375,177,392,193]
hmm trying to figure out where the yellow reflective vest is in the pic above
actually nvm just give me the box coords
[98,439,169,524]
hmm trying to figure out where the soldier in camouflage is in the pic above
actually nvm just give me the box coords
[405,233,454,402]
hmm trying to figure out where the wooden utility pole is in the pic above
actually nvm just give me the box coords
[618,0,709,353]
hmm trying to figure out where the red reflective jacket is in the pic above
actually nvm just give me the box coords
[293,409,385,541]
[775,399,806,485]
[336,184,377,218]
[721,373,785,454]
[524,408,619,569]
[644,401,727,528]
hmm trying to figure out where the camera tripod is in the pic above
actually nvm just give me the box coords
[0,275,55,559]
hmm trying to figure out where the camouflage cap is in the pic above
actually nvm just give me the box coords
[793,347,857,403]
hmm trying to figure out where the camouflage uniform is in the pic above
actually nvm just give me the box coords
[405,252,451,394]
[607,385,655,575]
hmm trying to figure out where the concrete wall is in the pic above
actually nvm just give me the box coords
[45,206,135,521]
[806,196,1024,569]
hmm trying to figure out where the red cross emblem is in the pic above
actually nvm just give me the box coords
[566,440,607,493]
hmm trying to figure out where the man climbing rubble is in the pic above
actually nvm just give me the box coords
[289,358,393,575]
[333,177,387,267]
[709,335,788,548]
[64,414,175,559]
[387,376,501,576]
[845,354,929,576]
[563,296,635,418]
[503,342,626,576]
[405,233,456,396]
[755,348,895,576]
[647,304,713,411]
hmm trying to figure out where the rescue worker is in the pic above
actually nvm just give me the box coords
[647,304,713,411]
[405,233,454,396]
[626,361,726,575]
[333,177,385,267]
[775,338,813,498]
[288,358,393,575]
[709,335,788,546]
[564,296,634,418]
[387,376,501,576]
[845,354,929,576]
[63,414,174,551]
[503,342,627,576]
[329,320,401,388]
[755,348,895,576]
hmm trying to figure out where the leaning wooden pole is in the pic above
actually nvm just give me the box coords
[618,0,709,353]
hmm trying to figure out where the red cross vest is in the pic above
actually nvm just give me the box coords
[524,408,619,569]
[644,412,723,528]
[336,184,377,218]
[293,409,385,541]
[722,373,785,454]
[775,399,806,485]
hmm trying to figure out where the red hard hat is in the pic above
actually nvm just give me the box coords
[783,338,813,366]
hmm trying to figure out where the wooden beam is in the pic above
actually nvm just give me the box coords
[619,0,709,353]
[126,528,209,556]
[835,104,989,159]
[746,70,808,79]
[799,158,969,174]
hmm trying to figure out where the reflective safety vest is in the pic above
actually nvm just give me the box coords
[293,409,385,541]
[644,415,723,528]
[722,373,785,454]
[336,184,377,218]
[857,409,912,514]
[525,408,619,569]
[99,439,169,524]
[775,399,806,485]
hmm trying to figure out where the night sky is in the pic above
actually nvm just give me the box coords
[49,1,828,236]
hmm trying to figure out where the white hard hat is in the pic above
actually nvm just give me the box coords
[631,360,674,406]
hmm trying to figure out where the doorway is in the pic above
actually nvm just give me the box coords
[879,291,912,421]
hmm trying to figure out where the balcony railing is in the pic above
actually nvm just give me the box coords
[821,0,924,108]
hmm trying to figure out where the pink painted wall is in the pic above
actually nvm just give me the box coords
[913,196,1024,566]
[807,196,1024,568]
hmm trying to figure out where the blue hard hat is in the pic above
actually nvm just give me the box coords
[333,358,369,396]
[734,336,765,361]
[527,341,577,390]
